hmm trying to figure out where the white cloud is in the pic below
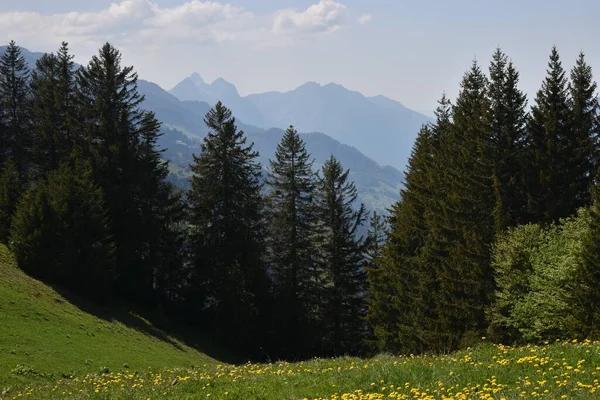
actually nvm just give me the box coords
[358,13,372,25]
[0,0,363,52]
[272,0,348,35]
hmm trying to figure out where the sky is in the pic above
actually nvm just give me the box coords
[1,0,599,115]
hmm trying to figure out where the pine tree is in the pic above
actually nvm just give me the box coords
[134,111,187,308]
[0,159,22,243]
[315,155,367,355]
[0,40,31,178]
[76,43,179,304]
[264,125,318,357]
[30,42,76,177]
[526,46,572,222]
[568,51,599,207]
[365,212,387,264]
[188,101,267,352]
[488,48,530,232]
[9,158,115,302]
[366,96,450,355]
[435,61,495,349]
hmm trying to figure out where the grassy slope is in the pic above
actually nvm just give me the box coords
[0,244,216,390]
[3,243,600,399]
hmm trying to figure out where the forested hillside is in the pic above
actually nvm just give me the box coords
[2,38,600,368]
[367,47,600,355]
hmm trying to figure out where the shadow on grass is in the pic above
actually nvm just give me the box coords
[48,284,243,365]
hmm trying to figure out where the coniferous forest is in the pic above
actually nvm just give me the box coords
[2,39,600,362]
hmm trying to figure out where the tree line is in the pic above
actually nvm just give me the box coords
[4,39,600,361]
[0,41,377,360]
[367,46,600,355]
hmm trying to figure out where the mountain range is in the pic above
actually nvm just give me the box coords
[3,45,431,215]
[140,79,404,215]
[170,73,432,170]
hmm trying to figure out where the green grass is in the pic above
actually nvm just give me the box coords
[0,244,217,390]
[4,340,600,399]
[3,243,600,399]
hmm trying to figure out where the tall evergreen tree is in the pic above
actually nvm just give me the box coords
[568,51,599,207]
[526,46,572,222]
[366,96,451,355]
[76,43,181,304]
[30,42,76,177]
[435,61,495,349]
[0,40,31,178]
[488,48,530,232]
[188,101,267,352]
[264,125,318,358]
[315,155,367,355]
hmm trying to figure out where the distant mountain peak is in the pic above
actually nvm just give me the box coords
[367,94,407,110]
[323,82,345,89]
[210,77,239,97]
[297,81,322,90]
[189,72,204,86]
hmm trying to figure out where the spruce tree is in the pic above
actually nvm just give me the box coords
[315,155,367,355]
[365,212,387,264]
[0,41,31,178]
[435,61,495,349]
[0,159,22,243]
[568,51,599,207]
[30,42,76,177]
[488,48,530,232]
[366,96,451,355]
[526,46,572,222]
[188,101,267,352]
[76,43,180,304]
[264,125,318,357]
[9,158,115,302]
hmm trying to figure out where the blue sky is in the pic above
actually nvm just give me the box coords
[1,0,598,114]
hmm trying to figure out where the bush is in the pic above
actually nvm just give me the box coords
[488,209,590,343]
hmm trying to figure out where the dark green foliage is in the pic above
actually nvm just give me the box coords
[488,48,530,232]
[365,212,386,264]
[568,52,599,207]
[30,42,76,177]
[0,41,31,178]
[9,159,114,302]
[76,43,181,304]
[373,63,496,354]
[315,155,367,355]
[526,47,573,223]
[0,159,22,243]
[264,125,319,357]
[366,96,450,355]
[188,101,267,352]
[430,61,495,350]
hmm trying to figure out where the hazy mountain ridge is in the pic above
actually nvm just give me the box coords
[170,73,272,128]
[140,79,403,215]
[171,73,433,170]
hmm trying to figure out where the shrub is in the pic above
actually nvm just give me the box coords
[488,209,590,343]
